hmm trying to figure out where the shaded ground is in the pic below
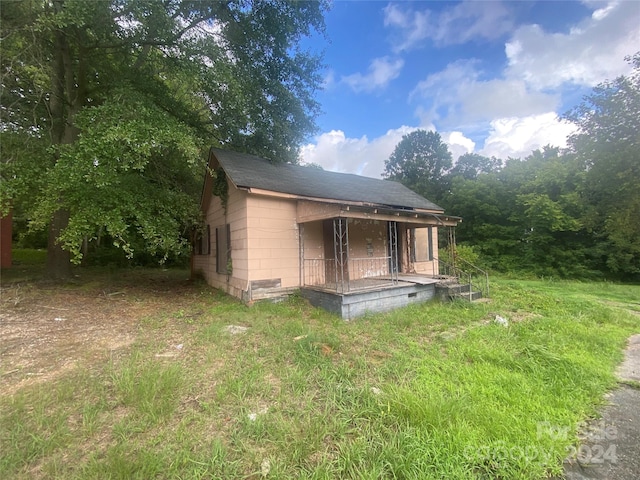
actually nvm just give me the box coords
[562,334,640,480]
[0,269,196,396]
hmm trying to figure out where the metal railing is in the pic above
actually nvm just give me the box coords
[303,256,398,293]
[437,257,490,300]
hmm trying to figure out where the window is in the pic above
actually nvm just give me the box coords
[194,225,211,255]
[216,224,231,274]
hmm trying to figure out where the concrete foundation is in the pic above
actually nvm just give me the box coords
[301,281,436,320]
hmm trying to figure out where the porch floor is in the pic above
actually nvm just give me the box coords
[304,273,440,295]
[301,274,444,320]
[392,273,442,285]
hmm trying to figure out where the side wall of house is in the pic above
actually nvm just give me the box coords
[245,195,300,296]
[193,181,249,299]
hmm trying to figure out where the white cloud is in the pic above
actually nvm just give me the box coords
[342,56,404,93]
[411,59,559,128]
[408,1,637,155]
[479,113,577,159]
[300,127,416,178]
[505,1,640,89]
[442,131,476,160]
[591,2,617,21]
[438,1,515,44]
[460,78,559,120]
[300,126,475,179]
[384,0,515,51]
[383,4,432,52]
[309,1,637,180]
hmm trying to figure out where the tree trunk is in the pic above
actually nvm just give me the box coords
[46,209,71,279]
[44,0,80,280]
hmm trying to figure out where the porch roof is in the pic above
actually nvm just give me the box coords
[210,148,445,212]
[297,201,461,226]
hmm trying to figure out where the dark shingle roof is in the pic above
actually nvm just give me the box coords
[211,148,443,212]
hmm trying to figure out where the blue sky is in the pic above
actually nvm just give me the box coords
[300,0,640,177]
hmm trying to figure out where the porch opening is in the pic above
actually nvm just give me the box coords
[302,216,444,294]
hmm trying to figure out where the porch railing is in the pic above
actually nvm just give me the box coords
[437,257,490,299]
[303,256,398,293]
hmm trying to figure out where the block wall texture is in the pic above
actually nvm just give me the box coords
[193,181,249,297]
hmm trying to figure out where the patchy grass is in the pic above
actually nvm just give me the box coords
[1,271,638,479]
[11,249,48,265]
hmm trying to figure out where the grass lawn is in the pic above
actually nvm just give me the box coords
[1,266,638,479]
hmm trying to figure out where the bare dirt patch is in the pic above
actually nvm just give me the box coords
[0,270,199,396]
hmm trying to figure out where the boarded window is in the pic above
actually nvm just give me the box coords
[194,225,211,255]
[216,224,231,274]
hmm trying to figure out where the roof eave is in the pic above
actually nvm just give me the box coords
[244,187,445,213]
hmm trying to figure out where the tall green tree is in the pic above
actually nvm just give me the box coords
[0,0,327,277]
[438,56,638,279]
[445,172,521,268]
[448,152,502,180]
[510,149,588,276]
[383,129,453,203]
[446,147,591,277]
[566,53,640,278]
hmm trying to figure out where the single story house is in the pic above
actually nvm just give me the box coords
[193,148,473,319]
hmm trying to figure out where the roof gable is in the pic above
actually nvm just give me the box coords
[209,148,444,212]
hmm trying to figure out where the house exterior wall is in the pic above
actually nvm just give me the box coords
[301,221,324,259]
[194,184,442,301]
[301,220,325,285]
[297,200,341,223]
[193,180,249,298]
[245,194,300,291]
[346,219,389,280]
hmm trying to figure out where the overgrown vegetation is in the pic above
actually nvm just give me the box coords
[386,53,640,281]
[1,269,638,479]
[0,0,328,277]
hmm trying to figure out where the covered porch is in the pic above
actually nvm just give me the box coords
[297,201,461,319]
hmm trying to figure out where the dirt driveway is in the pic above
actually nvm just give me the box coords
[0,270,198,396]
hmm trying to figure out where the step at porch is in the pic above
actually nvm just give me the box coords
[435,281,484,302]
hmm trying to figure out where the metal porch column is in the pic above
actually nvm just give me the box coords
[333,218,349,293]
[388,221,399,283]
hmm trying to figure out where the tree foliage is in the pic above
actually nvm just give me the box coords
[30,89,203,261]
[444,148,590,277]
[1,0,328,276]
[383,130,453,203]
[449,152,502,180]
[565,53,640,276]
[385,55,639,280]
